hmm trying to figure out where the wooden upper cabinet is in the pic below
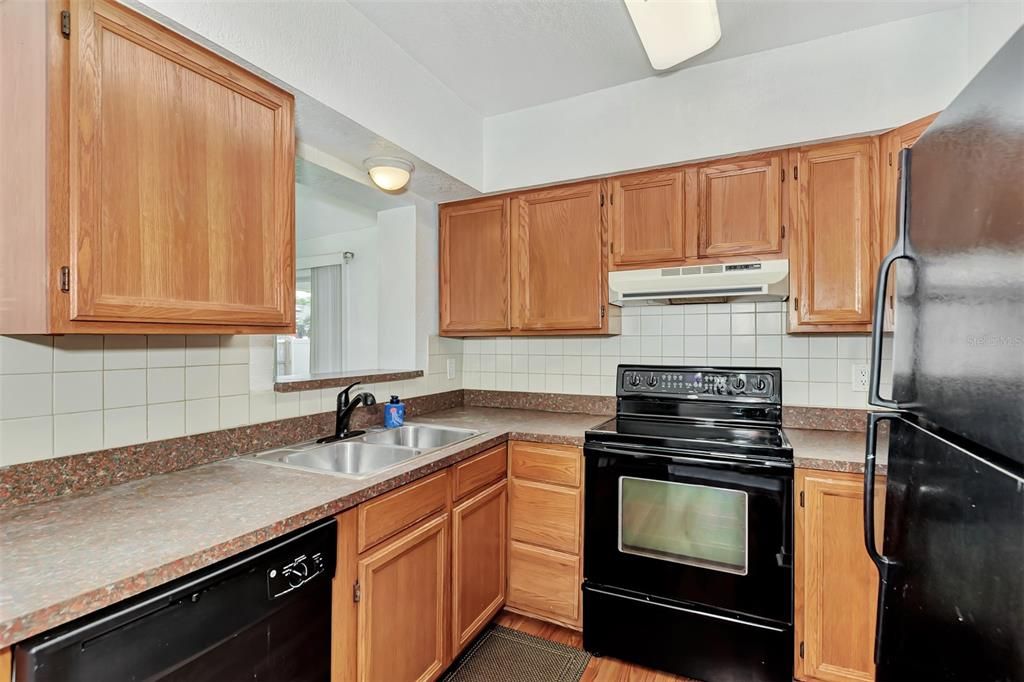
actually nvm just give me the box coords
[608,170,684,267]
[691,153,784,258]
[796,470,884,682]
[0,0,295,334]
[789,138,878,332]
[439,198,511,334]
[879,113,939,331]
[513,182,606,331]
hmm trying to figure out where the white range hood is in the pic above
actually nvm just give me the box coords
[609,260,789,306]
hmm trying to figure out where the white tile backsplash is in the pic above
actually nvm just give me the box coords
[461,302,881,411]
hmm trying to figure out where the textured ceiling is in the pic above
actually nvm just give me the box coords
[349,0,965,116]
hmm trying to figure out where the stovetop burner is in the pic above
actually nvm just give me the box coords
[586,365,792,461]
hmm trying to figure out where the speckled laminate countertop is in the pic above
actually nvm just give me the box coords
[787,427,886,474]
[0,407,881,649]
[0,408,606,648]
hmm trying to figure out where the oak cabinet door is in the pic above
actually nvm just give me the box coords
[451,480,507,655]
[70,0,294,327]
[609,170,684,267]
[790,138,878,331]
[507,541,582,628]
[694,154,784,258]
[440,198,511,333]
[795,471,883,682]
[357,513,449,682]
[878,114,938,331]
[514,183,605,331]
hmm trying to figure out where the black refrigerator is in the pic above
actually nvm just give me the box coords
[863,26,1024,682]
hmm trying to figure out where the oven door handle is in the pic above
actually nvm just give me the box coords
[586,442,790,473]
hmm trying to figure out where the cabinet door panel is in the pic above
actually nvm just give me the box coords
[795,471,883,682]
[507,541,581,627]
[514,183,604,331]
[610,170,684,266]
[440,198,511,333]
[509,479,580,554]
[696,155,783,257]
[452,480,507,654]
[71,0,294,326]
[358,513,449,682]
[791,139,876,330]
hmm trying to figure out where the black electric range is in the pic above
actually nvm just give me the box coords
[582,365,794,682]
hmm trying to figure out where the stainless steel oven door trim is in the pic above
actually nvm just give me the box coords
[585,586,786,632]
[617,475,750,576]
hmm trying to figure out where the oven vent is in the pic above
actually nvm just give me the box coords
[609,260,789,306]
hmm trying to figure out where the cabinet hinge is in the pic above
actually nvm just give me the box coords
[793,297,799,312]
[600,304,606,319]
[793,165,798,181]
[888,151,893,167]
[59,266,70,293]
[60,10,70,39]
[781,168,785,182]
[800,641,805,658]
[799,490,805,507]
[353,581,361,603]
[600,192,605,208]
[780,225,786,239]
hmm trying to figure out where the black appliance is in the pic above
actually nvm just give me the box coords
[583,365,793,682]
[15,519,337,682]
[864,27,1024,682]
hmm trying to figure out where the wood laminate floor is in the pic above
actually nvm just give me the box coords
[494,611,694,682]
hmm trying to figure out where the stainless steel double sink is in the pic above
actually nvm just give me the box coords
[244,424,480,479]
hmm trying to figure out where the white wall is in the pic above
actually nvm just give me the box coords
[966,0,1024,77]
[482,8,969,191]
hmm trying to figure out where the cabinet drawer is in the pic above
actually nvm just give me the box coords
[510,442,581,488]
[358,471,449,553]
[508,541,581,626]
[509,479,581,554]
[452,445,507,501]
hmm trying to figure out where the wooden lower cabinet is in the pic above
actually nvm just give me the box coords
[795,469,885,682]
[505,441,584,630]
[357,513,450,682]
[451,479,508,654]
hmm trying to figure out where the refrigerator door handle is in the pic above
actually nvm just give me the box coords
[864,411,899,664]
[869,148,912,409]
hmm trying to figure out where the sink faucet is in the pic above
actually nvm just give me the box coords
[317,382,377,444]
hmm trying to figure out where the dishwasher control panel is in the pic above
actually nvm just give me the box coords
[267,551,327,599]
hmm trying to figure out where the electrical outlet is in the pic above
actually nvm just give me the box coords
[852,363,869,392]
[446,358,456,380]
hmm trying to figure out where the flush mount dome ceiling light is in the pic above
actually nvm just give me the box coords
[625,0,722,70]
[363,156,414,191]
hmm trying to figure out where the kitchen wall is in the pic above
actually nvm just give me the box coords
[0,334,463,467]
[462,302,893,409]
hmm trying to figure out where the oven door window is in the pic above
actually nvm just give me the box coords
[618,476,748,575]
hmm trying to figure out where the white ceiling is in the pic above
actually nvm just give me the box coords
[349,0,965,116]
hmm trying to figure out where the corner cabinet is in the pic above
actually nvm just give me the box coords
[0,0,295,335]
[795,469,884,682]
[440,185,616,337]
[789,138,879,332]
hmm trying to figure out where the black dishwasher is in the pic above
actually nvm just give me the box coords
[15,518,336,682]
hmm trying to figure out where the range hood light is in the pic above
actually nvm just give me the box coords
[363,156,414,191]
[625,0,722,70]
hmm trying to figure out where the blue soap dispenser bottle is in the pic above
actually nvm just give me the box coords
[384,395,405,429]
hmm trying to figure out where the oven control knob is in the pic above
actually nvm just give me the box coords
[628,373,642,387]
[731,376,746,392]
[646,375,658,388]
[754,377,768,392]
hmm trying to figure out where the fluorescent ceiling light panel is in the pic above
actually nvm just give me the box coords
[625,0,722,70]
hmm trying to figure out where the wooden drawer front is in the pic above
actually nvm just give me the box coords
[509,479,580,554]
[510,442,581,488]
[358,471,449,553]
[452,445,507,501]
[508,541,581,626]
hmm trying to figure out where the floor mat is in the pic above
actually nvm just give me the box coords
[440,624,592,682]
